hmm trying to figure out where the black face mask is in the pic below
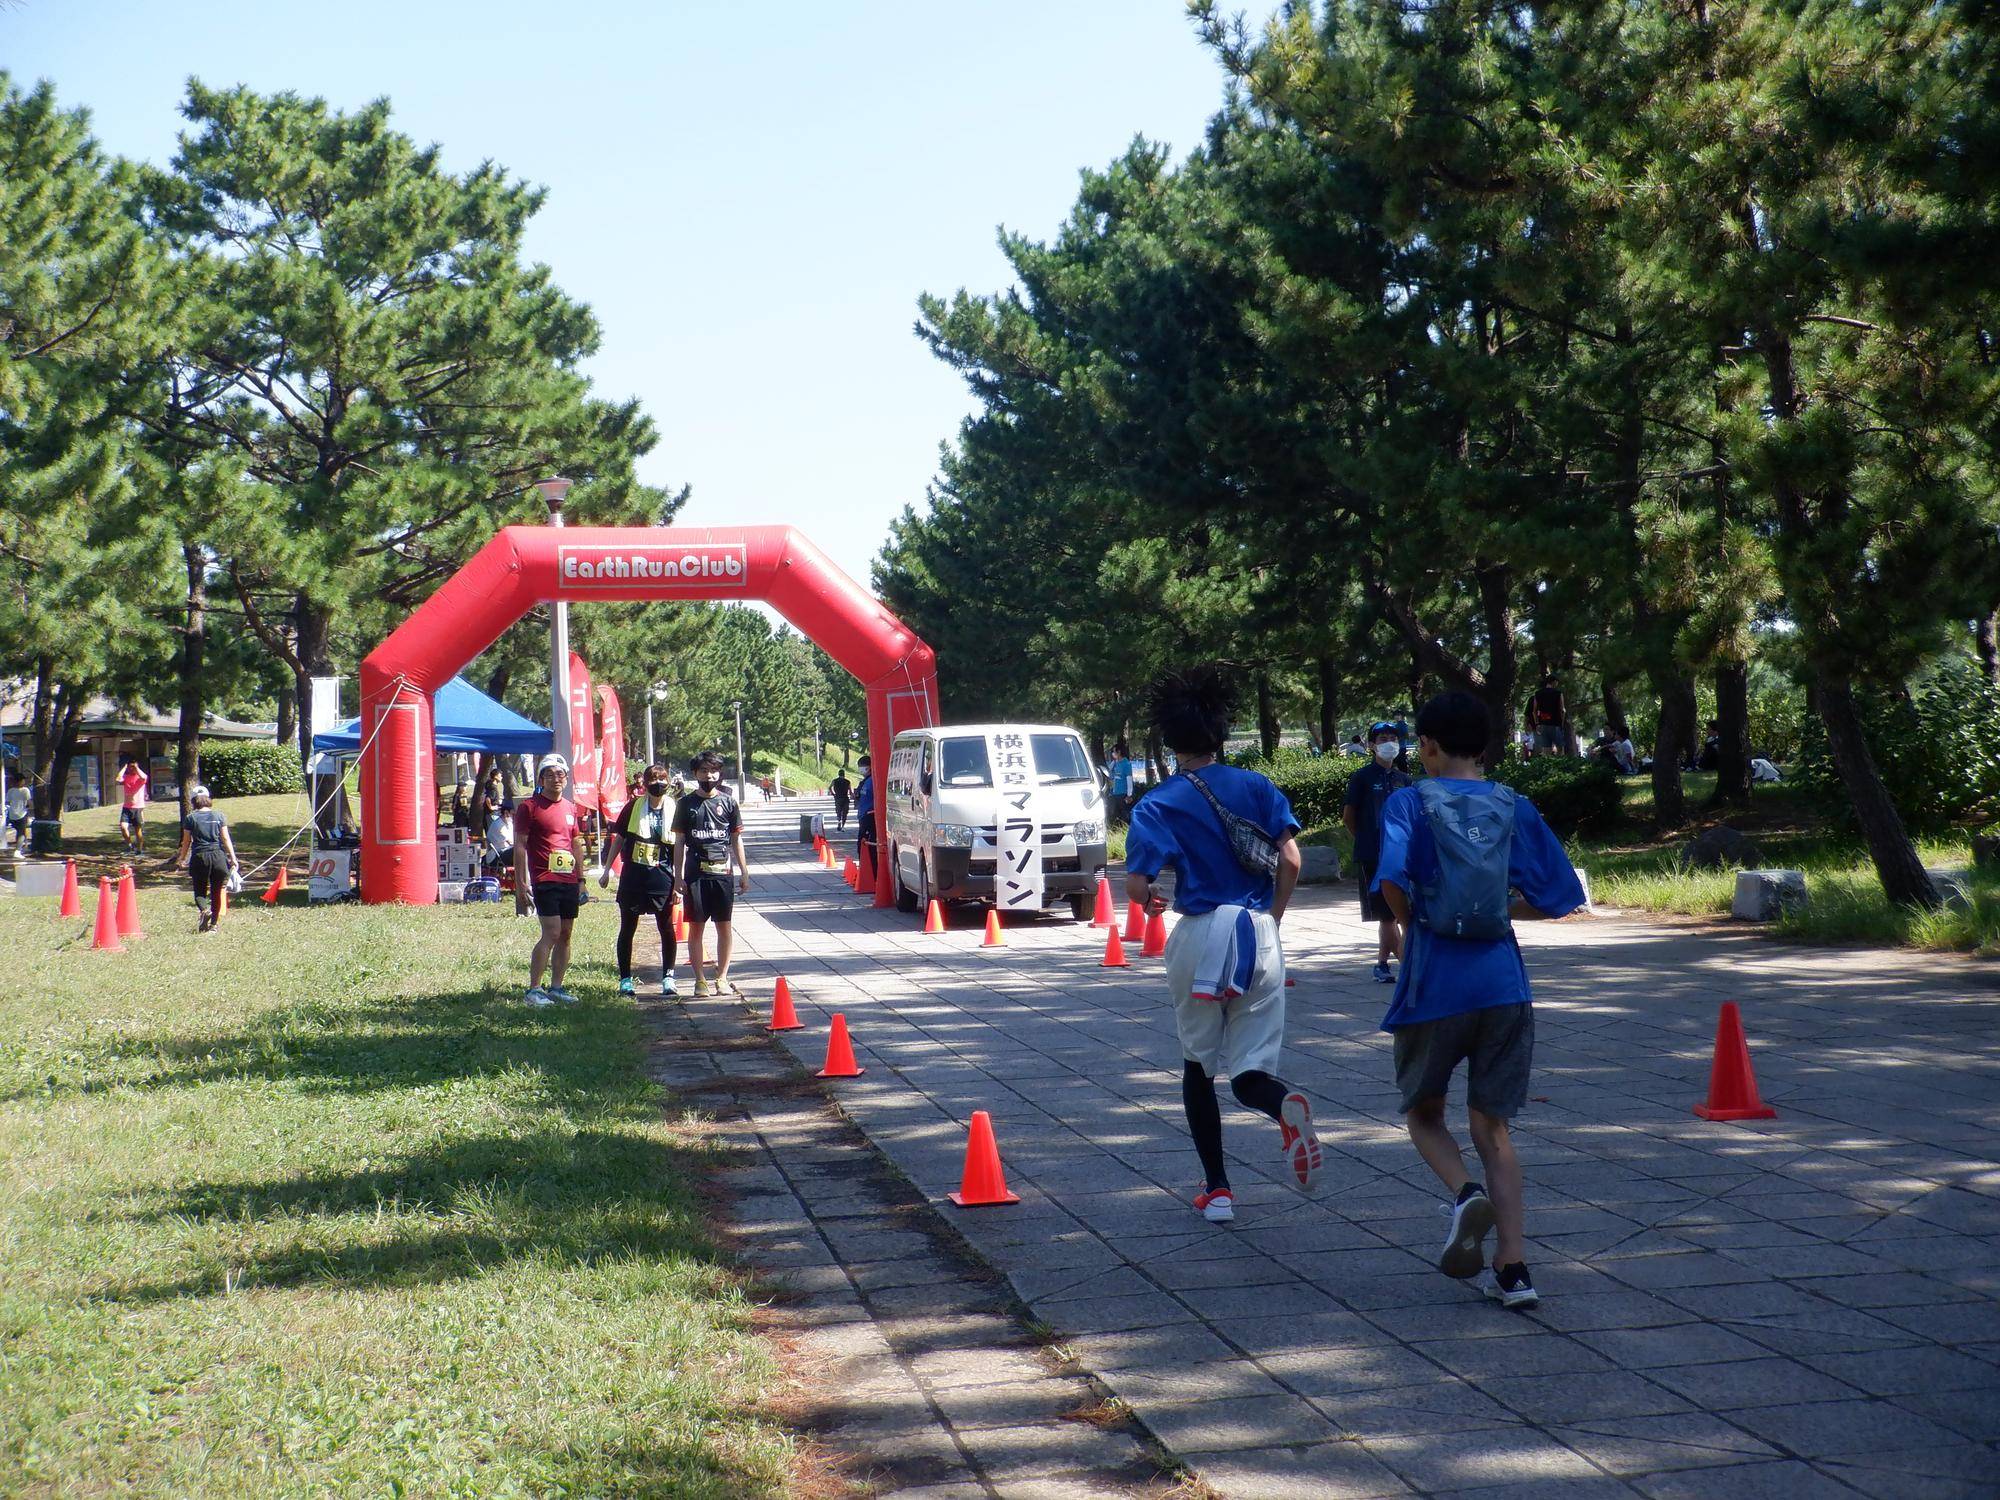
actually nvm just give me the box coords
[646,782,670,796]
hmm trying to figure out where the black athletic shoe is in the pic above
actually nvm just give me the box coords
[1483,1261,1539,1309]
[1438,1182,1494,1279]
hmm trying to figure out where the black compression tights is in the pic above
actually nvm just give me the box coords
[616,908,676,979]
[1182,1060,1290,1193]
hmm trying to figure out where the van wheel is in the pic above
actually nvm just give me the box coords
[1067,894,1089,922]
[892,845,919,913]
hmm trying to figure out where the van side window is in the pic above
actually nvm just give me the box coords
[1030,734,1093,785]
[939,737,993,788]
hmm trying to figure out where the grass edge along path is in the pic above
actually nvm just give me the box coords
[0,889,804,1498]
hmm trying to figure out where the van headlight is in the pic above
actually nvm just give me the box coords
[933,823,978,848]
[1071,818,1105,845]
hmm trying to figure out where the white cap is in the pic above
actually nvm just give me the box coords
[537,754,570,776]
[190,784,211,800]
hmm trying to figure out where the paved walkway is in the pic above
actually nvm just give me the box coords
[704,799,2000,1499]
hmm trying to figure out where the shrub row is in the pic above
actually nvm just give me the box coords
[197,738,304,797]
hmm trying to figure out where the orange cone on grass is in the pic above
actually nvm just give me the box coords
[261,864,288,904]
[816,1012,864,1077]
[58,859,81,919]
[1100,926,1129,968]
[90,877,123,952]
[948,1110,1020,1206]
[1693,1002,1777,1121]
[1123,900,1145,943]
[982,908,1006,948]
[768,976,803,1031]
[1090,876,1115,928]
[115,866,144,940]
[1141,908,1168,957]
[924,898,947,934]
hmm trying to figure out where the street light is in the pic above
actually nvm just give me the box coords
[731,700,746,801]
[536,478,573,772]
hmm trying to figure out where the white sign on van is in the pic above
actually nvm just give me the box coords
[988,731,1043,910]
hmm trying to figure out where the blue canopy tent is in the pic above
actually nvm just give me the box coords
[313,675,552,756]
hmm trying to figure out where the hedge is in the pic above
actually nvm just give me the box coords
[197,738,304,798]
[1492,750,1622,836]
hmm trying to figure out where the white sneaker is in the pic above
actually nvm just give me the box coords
[545,986,577,1005]
[523,987,554,1007]
[1194,1187,1235,1223]
[1277,1091,1322,1190]
[1480,1262,1540,1309]
[1439,1188,1496,1279]
[659,975,678,997]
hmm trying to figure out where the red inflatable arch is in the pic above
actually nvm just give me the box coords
[357,525,938,905]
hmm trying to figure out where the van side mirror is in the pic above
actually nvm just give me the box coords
[920,772,933,796]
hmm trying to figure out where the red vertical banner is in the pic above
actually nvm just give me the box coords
[596,684,627,819]
[566,651,600,812]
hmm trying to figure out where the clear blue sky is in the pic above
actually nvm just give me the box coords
[4,1,1248,590]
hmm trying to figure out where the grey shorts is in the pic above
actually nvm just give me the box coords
[1392,1002,1534,1118]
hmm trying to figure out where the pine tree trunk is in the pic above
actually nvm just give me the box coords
[1317,654,1339,753]
[1711,662,1752,805]
[1255,670,1280,759]
[276,687,297,752]
[45,695,86,824]
[1814,672,1938,907]
[1476,565,1519,766]
[177,543,208,821]
[1978,611,1999,686]
[28,656,56,817]
[1649,671,1695,826]
[292,597,333,769]
[1602,676,1626,734]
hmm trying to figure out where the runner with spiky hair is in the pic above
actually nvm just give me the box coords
[1124,665,1319,1224]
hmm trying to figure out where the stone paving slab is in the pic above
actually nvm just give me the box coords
[706,800,2000,1497]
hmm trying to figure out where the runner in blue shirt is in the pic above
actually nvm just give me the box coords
[1124,666,1318,1226]
[852,754,876,866]
[1372,691,1585,1310]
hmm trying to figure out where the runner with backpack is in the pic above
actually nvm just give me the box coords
[1371,691,1586,1309]
[1123,666,1319,1225]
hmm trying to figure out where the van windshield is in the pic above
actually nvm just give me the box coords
[938,737,992,788]
[1031,735,1094,785]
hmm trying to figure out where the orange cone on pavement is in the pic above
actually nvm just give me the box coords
[261,864,288,904]
[858,841,876,891]
[1141,908,1168,957]
[1090,876,1115,928]
[58,859,80,919]
[1123,901,1146,943]
[924,898,947,934]
[1694,1002,1778,1121]
[982,908,1006,948]
[115,867,144,940]
[769,976,803,1031]
[1101,926,1129,968]
[948,1111,1020,1207]
[816,1012,864,1077]
[90,877,123,952]
[843,857,860,889]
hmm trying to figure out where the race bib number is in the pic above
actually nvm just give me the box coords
[630,841,661,867]
[546,848,576,876]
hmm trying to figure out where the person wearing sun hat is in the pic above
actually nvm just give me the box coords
[512,753,582,1006]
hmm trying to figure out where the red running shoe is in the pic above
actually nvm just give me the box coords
[1193,1186,1235,1223]
[1278,1091,1322,1190]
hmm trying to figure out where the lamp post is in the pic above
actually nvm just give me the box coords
[731,699,746,801]
[536,478,573,769]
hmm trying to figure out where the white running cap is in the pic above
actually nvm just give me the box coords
[537,754,570,775]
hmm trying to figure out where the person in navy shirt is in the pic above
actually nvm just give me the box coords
[1124,666,1318,1226]
[853,754,875,865]
[1373,691,1585,1310]
[1344,720,1412,984]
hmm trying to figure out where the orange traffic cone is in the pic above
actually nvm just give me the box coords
[115,867,144,940]
[261,864,288,904]
[816,1013,864,1077]
[1123,901,1146,943]
[858,841,876,891]
[1090,876,1116,928]
[948,1110,1020,1206]
[1101,926,1129,968]
[769,976,803,1031]
[57,859,80,919]
[924,898,947,934]
[90,877,123,952]
[843,857,860,889]
[982,908,1006,948]
[1694,1002,1777,1121]
[673,899,687,943]
[1141,909,1168,957]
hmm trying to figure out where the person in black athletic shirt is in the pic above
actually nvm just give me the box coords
[673,750,750,996]
[601,762,680,998]
[172,784,239,933]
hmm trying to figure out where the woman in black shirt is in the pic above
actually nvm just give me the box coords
[173,785,239,933]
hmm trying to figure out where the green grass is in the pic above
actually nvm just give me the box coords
[1569,772,1999,953]
[51,791,318,871]
[0,891,794,1496]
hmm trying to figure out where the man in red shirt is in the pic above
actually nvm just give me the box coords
[512,754,582,1006]
[118,756,150,854]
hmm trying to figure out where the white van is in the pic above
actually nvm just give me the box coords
[883,723,1109,920]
